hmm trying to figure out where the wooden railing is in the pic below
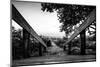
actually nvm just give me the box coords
[63,9,96,46]
[12,4,47,48]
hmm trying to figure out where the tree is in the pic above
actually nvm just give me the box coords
[41,3,96,55]
[12,27,23,59]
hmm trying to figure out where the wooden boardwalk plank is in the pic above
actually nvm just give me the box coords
[12,55,96,66]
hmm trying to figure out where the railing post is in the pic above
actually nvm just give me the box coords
[23,28,30,58]
[80,29,86,55]
[68,43,72,55]
[38,43,43,56]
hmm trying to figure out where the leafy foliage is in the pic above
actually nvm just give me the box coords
[41,3,96,37]
[12,27,24,60]
[12,27,53,60]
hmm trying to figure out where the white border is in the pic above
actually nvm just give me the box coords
[0,0,100,67]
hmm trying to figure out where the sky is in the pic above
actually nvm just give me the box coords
[12,1,65,38]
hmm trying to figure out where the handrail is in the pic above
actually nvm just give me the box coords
[12,4,47,48]
[63,9,96,46]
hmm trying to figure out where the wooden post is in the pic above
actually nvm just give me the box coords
[80,29,86,55]
[63,46,66,51]
[23,29,30,58]
[38,44,43,56]
[68,43,71,55]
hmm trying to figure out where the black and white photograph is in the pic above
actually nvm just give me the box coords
[11,0,96,66]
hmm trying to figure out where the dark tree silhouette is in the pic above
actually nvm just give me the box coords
[41,3,96,55]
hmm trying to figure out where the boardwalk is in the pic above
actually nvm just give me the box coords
[12,55,96,66]
[12,40,96,66]
[12,2,96,67]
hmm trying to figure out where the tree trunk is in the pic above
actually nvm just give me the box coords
[23,29,30,58]
[80,29,86,55]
